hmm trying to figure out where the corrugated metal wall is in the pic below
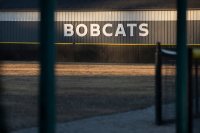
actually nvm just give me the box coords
[0,10,199,62]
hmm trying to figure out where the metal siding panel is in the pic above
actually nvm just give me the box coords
[168,11,172,44]
[73,11,76,44]
[187,12,190,44]
[62,12,64,43]
[156,11,160,43]
[112,12,117,43]
[145,12,149,44]
[151,11,155,44]
[169,11,172,44]
[154,11,158,42]
[142,11,145,44]
[120,11,123,44]
[60,11,63,43]
[1,10,200,63]
[1,11,199,58]
[188,11,192,44]
[192,11,195,44]
[57,11,60,42]
[148,21,151,44]
[165,11,168,44]
[135,12,138,43]
[144,11,147,44]
[193,10,196,44]
[167,11,170,44]
[194,11,198,44]
[98,13,101,44]
[86,13,89,44]
[196,11,199,44]
[70,11,73,42]
[164,11,167,44]
[195,19,196,44]
[138,11,142,44]
[160,11,164,44]
[172,11,176,45]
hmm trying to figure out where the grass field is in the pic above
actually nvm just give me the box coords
[0,62,155,131]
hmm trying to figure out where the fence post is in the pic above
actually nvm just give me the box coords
[176,0,188,132]
[195,60,199,114]
[155,42,162,125]
[188,48,193,133]
[39,0,56,133]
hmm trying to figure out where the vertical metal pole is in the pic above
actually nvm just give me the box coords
[176,0,188,132]
[155,42,162,125]
[195,60,199,114]
[39,0,56,133]
[188,49,193,133]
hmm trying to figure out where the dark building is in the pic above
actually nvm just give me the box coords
[0,0,200,63]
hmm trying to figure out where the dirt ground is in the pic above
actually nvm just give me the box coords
[0,62,155,131]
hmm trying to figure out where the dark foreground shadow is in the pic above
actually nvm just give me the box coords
[0,62,8,133]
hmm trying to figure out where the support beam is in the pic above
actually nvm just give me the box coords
[155,42,162,125]
[176,0,188,133]
[39,0,56,133]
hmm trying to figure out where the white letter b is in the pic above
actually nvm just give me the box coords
[64,24,74,36]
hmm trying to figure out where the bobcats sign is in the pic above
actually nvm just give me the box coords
[64,23,149,37]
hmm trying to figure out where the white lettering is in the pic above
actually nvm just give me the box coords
[90,24,100,36]
[76,24,88,37]
[64,24,74,36]
[63,23,149,37]
[127,24,137,36]
[139,23,149,36]
[115,24,126,36]
[102,24,113,37]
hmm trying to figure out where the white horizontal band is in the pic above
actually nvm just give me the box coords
[0,10,199,21]
[161,49,177,56]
